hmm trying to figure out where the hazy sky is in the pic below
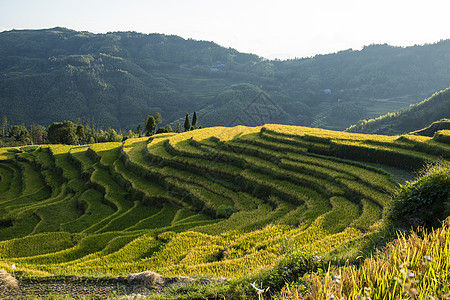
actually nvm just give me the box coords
[1,0,450,59]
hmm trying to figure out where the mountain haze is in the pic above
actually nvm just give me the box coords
[1,27,450,130]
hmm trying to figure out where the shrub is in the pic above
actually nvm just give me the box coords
[389,161,450,229]
[258,252,322,291]
[216,205,234,219]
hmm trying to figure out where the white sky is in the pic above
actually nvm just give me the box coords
[1,0,450,59]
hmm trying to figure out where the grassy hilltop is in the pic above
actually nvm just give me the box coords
[0,125,449,298]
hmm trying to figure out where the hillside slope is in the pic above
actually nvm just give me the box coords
[0,125,448,280]
[411,118,450,136]
[0,28,264,129]
[2,28,450,130]
[346,87,450,135]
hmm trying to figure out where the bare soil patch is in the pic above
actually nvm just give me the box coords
[1,276,146,299]
[0,273,225,299]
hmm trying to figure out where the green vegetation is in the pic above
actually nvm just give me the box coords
[347,87,450,135]
[411,118,450,137]
[2,28,450,133]
[389,161,450,229]
[0,124,448,299]
[434,129,450,145]
[0,119,129,147]
[0,111,184,149]
[272,217,450,300]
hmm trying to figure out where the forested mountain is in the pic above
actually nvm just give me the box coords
[346,87,450,135]
[1,27,450,130]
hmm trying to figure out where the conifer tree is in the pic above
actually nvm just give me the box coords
[184,113,191,132]
[136,125,142,137]
[192,111,198,129]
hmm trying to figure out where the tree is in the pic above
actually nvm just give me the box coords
[47,121,78,145]
[174,122,182,133]
[153,112,162,132]
[192,111,198,129]
[8,124,31,145]
[136,125,142,137]
[145,115,157,136]
[1,116,7,138]
[106,128,122,142]
[184,113,191,132]
[76,125,85,144]
[155,124,173,134]
[156,128,167,134]
[30,124,47,145]
[154,112,162,125]
[127,130,134,139]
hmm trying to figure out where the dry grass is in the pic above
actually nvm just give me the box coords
[277,217,450,299]
[0,269,18,291]
[127,271,165,290]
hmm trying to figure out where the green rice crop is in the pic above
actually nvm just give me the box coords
[31,195,82,234]
[0,163,22,203]
[15,232,119,265]
[69,146,95,175]
[61,189,115,233]
[125,202,180,231]
[98,201,160,232]
[0,125,447,281]
[0,232,75,258]
[49,145,81,181]
[89,142,122,167]
[32,147,54,169]
[0,163,14,193]
[0,213,40,241]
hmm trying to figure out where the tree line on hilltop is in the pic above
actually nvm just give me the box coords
[0,111,200,147]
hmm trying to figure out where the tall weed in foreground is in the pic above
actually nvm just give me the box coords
[277,217,450,299]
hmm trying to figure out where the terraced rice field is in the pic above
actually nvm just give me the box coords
[0,125,448,279]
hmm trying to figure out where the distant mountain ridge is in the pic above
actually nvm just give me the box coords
[1,27,450,130]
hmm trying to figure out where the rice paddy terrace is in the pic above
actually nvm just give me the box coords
[0,125,449,279]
